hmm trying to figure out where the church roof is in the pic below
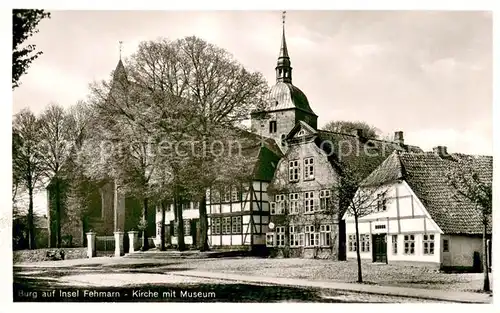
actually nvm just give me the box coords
[267,82,316,115]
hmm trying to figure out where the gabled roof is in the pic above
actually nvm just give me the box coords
[286,120,317,140]
[362,151,493,235]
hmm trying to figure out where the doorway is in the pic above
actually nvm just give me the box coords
[372,234,387,263]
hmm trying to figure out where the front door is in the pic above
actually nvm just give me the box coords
[372,234,387,263]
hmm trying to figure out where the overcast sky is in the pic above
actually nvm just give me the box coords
[13,10,492,158]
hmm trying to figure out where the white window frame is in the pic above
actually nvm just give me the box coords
[274,194,286,215]
[304,225,319,247]
[270,202,277,215]
[360,234,370,252]
[266,233,275,247]
[404,234,415,255]
[423,234,435,255]
[289,193,300,214]
[304,191,315,213]
[320,224,332,247]
[304,157,315,180]
[289,225,303,247]
[348,234,357,252]
[319,190,331,211]
[276,226,285,247]
[231,186,240,202]
[289,160,300,182]
[376,193,387,212]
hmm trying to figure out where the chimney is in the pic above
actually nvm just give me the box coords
[394,131,404,145]
[433,146,448,157]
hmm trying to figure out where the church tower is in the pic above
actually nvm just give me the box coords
[251,12,318,152]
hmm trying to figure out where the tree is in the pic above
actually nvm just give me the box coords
[447,157,492,292]
[323,120,380,139]
[12,9,50,89]
[12,109,45,249]
[38,103,75,248]
[128,36,269,251]
[337,164,389,283]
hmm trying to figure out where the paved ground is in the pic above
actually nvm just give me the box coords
[13,254,492,303]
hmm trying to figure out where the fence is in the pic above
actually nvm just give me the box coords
[95,236,115,251]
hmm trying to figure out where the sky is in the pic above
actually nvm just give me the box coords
[11,10,493,214]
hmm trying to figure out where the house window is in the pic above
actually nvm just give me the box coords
[276,226,285,247]
[376,193,387,212]
[360,234,370,252]
[211,218,220,235]
[211,189,221,203]
[289,225,304,247]
[289,193,300,214]
[423,234,435,255]
[304,157,314,180]
[404,235,415,254]
[266,233,275,247]
[270,202,277,215]
[375,224,386,230]
[274,194,286,215]
[223,187,231,203]
[320,225,332,246]
[269,121,277,133]
[289,160,299,182]
[281,134,286,147]
[304,191,315,213]
[183,220,191,235]
[231,216,242,234]
[182,202,191,210]
[392,235,398,254]
[222,217,231,234]
[304,225,319,247]
[348,234,357,252]
[231,186,241,202]
[443,239,449,252]
[319,190,331,211]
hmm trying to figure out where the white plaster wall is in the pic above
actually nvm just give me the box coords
[345,181,443,263]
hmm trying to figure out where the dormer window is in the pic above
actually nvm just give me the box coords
[269,121,277,133]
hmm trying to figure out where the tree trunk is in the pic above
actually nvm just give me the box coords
[27,185,35,250]
[482,222,490,292]
[55,177,61,248]
[175,191,186,251]
[198,195,209,252]
[140,197,149,251]
[160,200,166,251]
[354,213,363,283]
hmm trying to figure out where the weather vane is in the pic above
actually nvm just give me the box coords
[119,41,123,60]
[282,11,286,25]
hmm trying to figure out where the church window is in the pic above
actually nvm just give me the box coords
[281,134,286,147]
[269,121,277,133]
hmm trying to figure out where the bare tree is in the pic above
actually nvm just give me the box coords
[126,36,269,251]
[447,157,492,292]
[334,159,389,283]
[38,104,77,248]
[12,109,45,249]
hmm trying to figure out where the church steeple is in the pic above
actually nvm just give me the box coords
[276,11,292,83]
